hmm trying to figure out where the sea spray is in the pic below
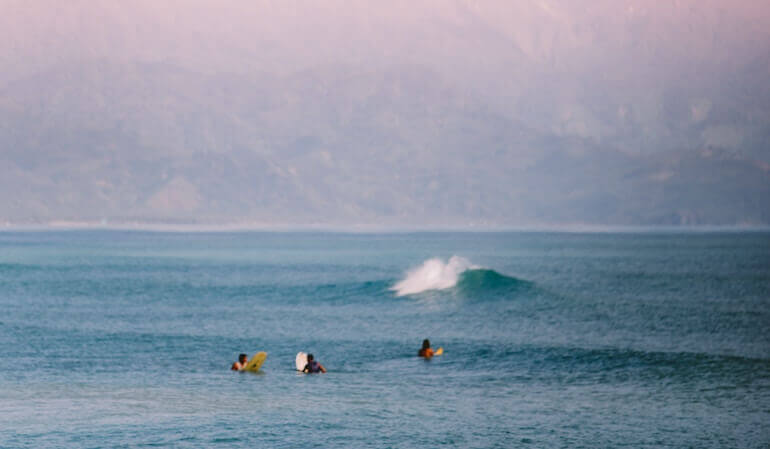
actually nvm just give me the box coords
[392,256,478,296]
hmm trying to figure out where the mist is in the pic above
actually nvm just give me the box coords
[1,0,769,227]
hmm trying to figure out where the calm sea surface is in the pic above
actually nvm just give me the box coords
[1,231,769,448]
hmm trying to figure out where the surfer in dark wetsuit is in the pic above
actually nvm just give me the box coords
[302,353,327,373]
[418,339,435,358]
[231,353,247,370]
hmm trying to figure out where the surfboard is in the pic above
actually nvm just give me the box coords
[295,352,308,371]
[242,351,267,372]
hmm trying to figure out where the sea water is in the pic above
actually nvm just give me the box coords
[0,231,768,448]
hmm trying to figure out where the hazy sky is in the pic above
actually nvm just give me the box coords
[1,1,769,226]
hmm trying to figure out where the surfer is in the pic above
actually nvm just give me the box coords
[231,353,248,371]
[302,354,327,373]
[418,339,435,358]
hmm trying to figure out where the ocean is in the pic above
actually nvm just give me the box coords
[1,230,768,448]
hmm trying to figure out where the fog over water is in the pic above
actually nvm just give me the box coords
[1,1,769,226]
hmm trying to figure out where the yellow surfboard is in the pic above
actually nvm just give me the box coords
[435,347,443,356]
[242,351,267,372]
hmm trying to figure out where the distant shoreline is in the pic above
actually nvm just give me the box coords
[1,221,768,234]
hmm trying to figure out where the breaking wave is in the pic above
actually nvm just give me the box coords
[391,256,526,296]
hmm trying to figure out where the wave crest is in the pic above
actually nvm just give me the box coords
[391,256,479,296]
[455,268,526,294]
[392,256,529,297]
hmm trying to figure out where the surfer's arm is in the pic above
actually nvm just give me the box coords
[318,363,327,373]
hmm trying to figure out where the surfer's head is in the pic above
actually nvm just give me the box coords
[307,354,314,361]
[238,353,247,363]
[422,339,431,350]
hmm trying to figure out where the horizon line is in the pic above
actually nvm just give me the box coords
[1,221,769,234]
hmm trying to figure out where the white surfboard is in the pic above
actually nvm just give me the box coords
[295,352,308,372]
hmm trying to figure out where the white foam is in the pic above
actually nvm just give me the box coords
[392,256,478,296]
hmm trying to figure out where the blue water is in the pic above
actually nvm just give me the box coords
[1,231,769,448]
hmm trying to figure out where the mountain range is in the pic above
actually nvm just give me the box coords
[1,0,768,226]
